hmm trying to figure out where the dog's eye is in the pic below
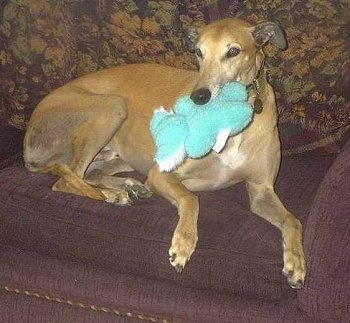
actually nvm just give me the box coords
[195,48,203,58]
[226,47,240,58]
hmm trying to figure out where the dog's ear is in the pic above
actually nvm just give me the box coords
[251,22,287,50]
[185,26,201,52]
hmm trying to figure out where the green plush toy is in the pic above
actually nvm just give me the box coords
[150,82,253,172]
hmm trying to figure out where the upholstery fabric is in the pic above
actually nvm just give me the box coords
[240,1,350,154]
[1,0,349,153]
[298,139,350,322]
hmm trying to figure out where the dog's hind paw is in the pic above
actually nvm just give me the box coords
[102,189,131,206]
[102,184,152,206]
[126,184,153,203]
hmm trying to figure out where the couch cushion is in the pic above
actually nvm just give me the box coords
[0,151,335,302]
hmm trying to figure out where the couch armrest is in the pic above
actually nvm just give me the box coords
[298,136,350,321]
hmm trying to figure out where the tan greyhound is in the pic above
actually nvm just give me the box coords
[24,18,306,289]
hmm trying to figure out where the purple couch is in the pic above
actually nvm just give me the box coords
[0,123,349,322]
[1,0,350,321]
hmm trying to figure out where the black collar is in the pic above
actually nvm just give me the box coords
[246,63,264,114]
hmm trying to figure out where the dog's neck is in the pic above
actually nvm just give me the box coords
[247,63,265,114]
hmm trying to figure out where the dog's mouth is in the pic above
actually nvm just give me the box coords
[210,85,221,99]
[191,72,245,105]
[190,83,234,105]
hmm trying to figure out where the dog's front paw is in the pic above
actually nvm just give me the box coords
[169,228,198,273]
[283,246,306,289]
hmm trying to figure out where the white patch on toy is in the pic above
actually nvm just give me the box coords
[157,144,186,172]
[212,128,231,153]
[154,106,174,114]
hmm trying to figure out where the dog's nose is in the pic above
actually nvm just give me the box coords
[190,88,211,105]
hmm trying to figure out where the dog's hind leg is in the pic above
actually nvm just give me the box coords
[24,91,132,205]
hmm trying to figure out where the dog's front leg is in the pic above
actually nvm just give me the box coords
[147,166,199,272]
[246,182,306,289]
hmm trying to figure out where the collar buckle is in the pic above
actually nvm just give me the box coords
[247,65,264,114]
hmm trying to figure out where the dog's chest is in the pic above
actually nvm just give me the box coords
[218,134,247,170]
[179,134,248,191]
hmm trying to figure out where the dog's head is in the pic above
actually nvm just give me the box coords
[188,18,287,105]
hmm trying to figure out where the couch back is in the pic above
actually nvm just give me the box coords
[1,0,349,153]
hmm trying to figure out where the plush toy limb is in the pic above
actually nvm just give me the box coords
[212,128,231,153]
[157,144,186,172]
[151,108,189,172]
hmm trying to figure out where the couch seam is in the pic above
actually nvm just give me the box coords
[0,285,171,323]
